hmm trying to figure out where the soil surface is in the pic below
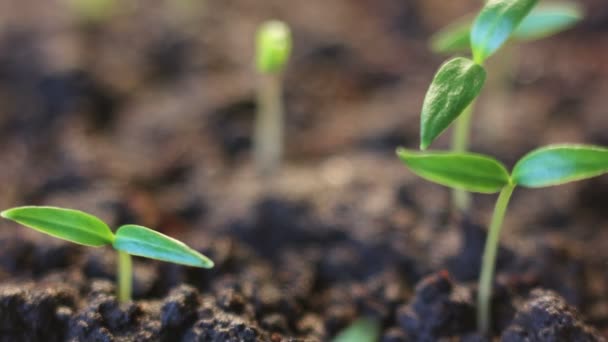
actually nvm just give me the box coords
[1,0,608,341]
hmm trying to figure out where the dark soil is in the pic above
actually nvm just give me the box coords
[0,0,608,341]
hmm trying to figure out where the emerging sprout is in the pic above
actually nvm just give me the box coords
[1,206,214,303]
[254,20,292,176]
[65,0,118,24]
[332,318,380,342]
[397,145,608,334]
[421,0,582,212]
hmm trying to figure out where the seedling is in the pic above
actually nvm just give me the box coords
[65,0,118,25]
[1,206,214,303]
[254,20,292,176]
[332,318,380,342]
[422,0,582,212]
[397,145,608,334]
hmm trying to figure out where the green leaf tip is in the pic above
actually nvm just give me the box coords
[420,57,486,150]
[512,144,608,188]
[397,148,510,193]
[1,206,114,247]
[513,2,583,41]
[332,318,380,342]
[471,0,539,63]
[255,20,292,74]
[430,1,582,55]
[113,225,214,268]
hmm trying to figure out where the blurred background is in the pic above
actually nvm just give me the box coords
[1,0,608,337]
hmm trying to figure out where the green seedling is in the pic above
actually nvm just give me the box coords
[422,0,582,212]
[65,0,118,24]
[397,144,608,334]
[1,206,214,303]
[332,318,380,342]
[254,20,292,177]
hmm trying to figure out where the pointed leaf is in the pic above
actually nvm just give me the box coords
[513,2,583,41]
[1,206,114,247]
[397,148,510,193]
[512,145,608,188]
[471,0,539,63]
[431,2,582,54]
[420,57,486,150]
[113,225,214,268]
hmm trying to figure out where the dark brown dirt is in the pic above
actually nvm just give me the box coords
[0,0,607,341]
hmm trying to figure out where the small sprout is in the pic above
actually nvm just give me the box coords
[431,2,583,54]
[470,0,539,64]
[420,57,486,150]
[256,20,292,74]
[254,20,293,176]
[397,144,608,334]
[1,206,213,303]
[332,318,380,342]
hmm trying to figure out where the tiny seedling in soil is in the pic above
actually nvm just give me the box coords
[422,0,582,212]
[397,145,608,334]
[1,206,214,303]
[254,20,292,177]
[332,317,380,342]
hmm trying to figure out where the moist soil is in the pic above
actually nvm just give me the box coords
[1,0,608,341]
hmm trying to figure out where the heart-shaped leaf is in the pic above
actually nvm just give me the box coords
[113,225,214,268]
[420,57,486,150]
[512,145,608,188]
[471,0,538,63]
[1,206,114,247]
[397,148,510,193]
[512,2,583,41]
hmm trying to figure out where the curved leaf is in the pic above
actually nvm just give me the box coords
[0,206,114,247]
[430,16,472,54]
[420,57,486,150]
[471,0,538,63]
[113,225,214,268]
[397,148,510,193]
[431,2,582,54]
[513,2,583,41]
[512,144,608,188]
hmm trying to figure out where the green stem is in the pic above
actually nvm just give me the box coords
[117,251,132,303]
[451,102,475,213]
[254,72,283,176]
[477,183,515,335]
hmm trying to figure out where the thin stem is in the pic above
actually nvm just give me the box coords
[117,251,132,303]
[477,183,515,335]
[254,72,284,177]
[451,102,476,213]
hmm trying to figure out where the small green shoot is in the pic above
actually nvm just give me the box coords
[1,206,213,303]
[332,318,380,342]
[254,20,292,176]
[397,144,608,334]
[65,0,117,24]
[421,0,582,213]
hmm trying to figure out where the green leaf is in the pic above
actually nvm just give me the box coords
[512,144,608,188]
[0,206,114,247]
[513,2,583,41]
[471,0,539,63]
[256,20,292,74]
[332,318,380,342]
[430,16,472,54]
[397,148,510,193]
[430,2,582,54]
[420,57,486,150]
[113,225,214,268]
